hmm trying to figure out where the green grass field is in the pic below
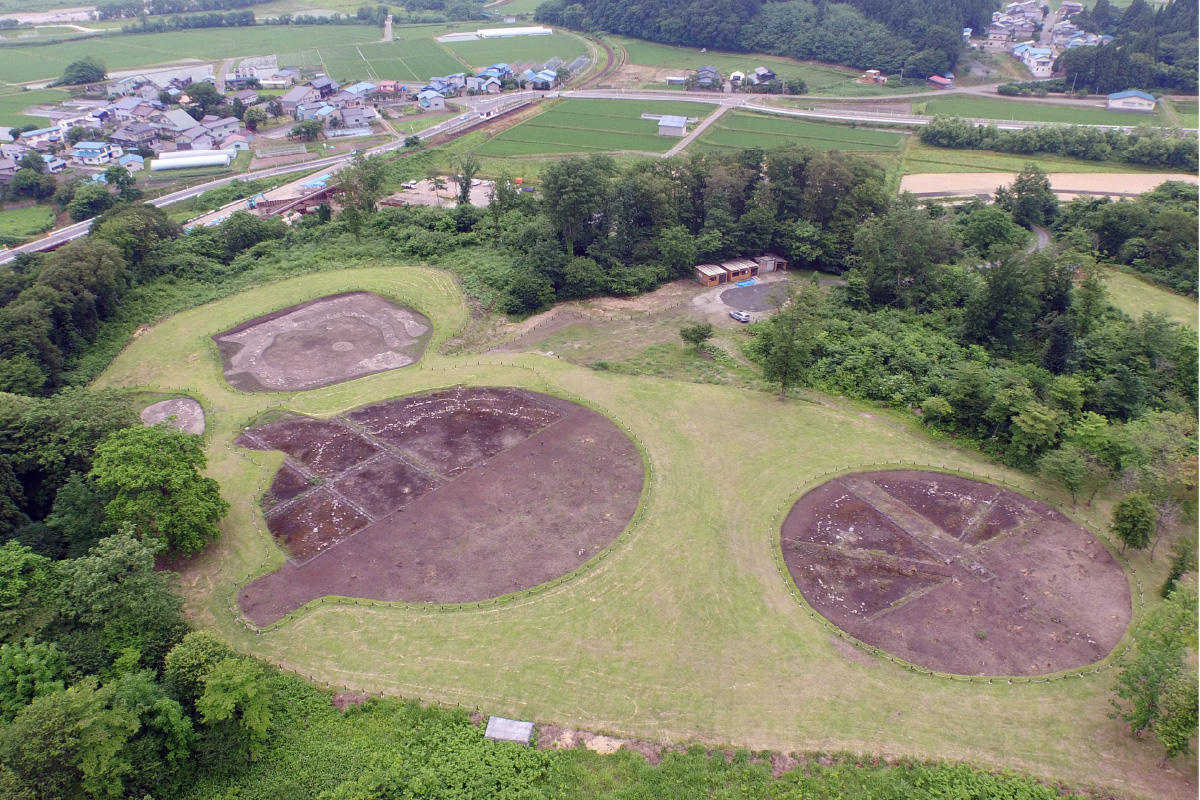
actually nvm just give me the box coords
[441,32,588,69]
[1168,99,1199,128]
[612,36,859,92]
[0,25,384,84]
[0,87,69,127]
[1102,268,1197,329]
[0,203,55,241]
[89,265,1188,800]
[693,111,905,154]
[476,98,716,156]
[901,140,1181,175]
[916,96,1163,126]
[320,37,464,84]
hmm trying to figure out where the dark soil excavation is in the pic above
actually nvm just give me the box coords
[141,397,206,434]
[213,292,430,392]
[781,470,1131,676]
[719,282,790,312]
[237,388,644,625]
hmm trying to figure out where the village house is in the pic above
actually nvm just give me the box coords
[281,85,321,114]
[200,115,241,139]
[173,126,215,150]
[69,141,122,166]
[695,65,720,89]
[309,76,341,98]
[258,68,298,89]
[109,122,160,150]
[748,66,776,85]
[18,127,64,149]
[118,153,144,172]
[42,154,67,173]
[224,89,260,107]
[0,158,16,183]
[416,89,446,110]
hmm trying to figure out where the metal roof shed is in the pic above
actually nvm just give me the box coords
[658,115,689,136]
[485,716,535,745]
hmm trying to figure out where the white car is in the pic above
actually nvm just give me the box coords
[729,310,751,323]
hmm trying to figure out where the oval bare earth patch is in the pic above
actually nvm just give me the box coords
[141,397,206,435]
[213,292,431,392]
[237,387,644,625]
[781,470,1131,676]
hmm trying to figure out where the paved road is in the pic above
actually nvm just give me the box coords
[0,92,537,265]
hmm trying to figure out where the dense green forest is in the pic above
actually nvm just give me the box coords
[1058,0,1198,94]
[0,140,1196,796]
[536,0,984,75]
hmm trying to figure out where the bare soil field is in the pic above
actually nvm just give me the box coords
[213,292,430,392]
[140,397,206,434]
[237,387,643,624]
[900,172,1198,199]
[781,470,1131,676]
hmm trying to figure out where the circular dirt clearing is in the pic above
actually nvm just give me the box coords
[213,292,430,392]
[140,397,205,434]
[236,387,644,625]
[781,470,1130,676]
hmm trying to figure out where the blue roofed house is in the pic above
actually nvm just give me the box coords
[69,141,122,166]
[530,69,558,90]
[119,153,145,172]
[417,89,446,110]
[41,154,67,173]
[1106,90,1158,114]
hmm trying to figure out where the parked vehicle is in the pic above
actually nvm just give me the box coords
[730,310,751,323]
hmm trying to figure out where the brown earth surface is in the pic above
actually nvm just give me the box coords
[213,292,431,392]
[140,397,206,434]
[237,387,643,624]
[781,470,1131,676]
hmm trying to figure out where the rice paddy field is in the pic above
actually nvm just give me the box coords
[441,32,588,70]
[475,98,716,156]
[693,111,905,154]
[915,96,1163,126]
[317,38,464,84]
[0,25,385,84]
[0,86,68,127]
[612,36,859,92]
[901,140,1180,175]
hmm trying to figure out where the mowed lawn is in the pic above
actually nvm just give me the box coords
[694,111,905,153]
[321,38,463,84]
[902,140,1180,174]
[442,32,588,69]
[91,265,1188,800]
[613,35,858,91]
[1102,268,1197,329]
[0,87,69,127]
[476,98,716,156]
[0,26,384,84]
[917,95,1162,126]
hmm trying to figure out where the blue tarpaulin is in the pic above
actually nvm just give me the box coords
[736,279,756,287]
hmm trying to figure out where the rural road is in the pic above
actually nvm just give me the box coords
[0,92,537,265]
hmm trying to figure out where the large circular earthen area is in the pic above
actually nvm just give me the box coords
[781,470,1131,676]
[236,387,644,625]
[213,292,430,392]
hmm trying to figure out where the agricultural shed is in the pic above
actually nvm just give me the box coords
[755,254,787,273]
[695,263,726,286]
[658,115,689,136]
[720,258,758,281]
[484,717,535,745]
[1106,90,1157,113]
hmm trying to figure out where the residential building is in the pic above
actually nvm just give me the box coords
[1060,1,1083,15]
[225,89,260,107]
[42,154,67,173]
[416,89,445,110]
[0,157,16,182]
[200,115,240,139]
[309,76,340,98]
[119,153,144,172]
[695,65,719,89]
[69,141,122,166]
[751,66,776,84]
[340,107,368,127]
[258,68,299,90]
[110,122,160,149]
[281,85,320,114]
[154,108,202,134]
[1106,90,1158,113]
[18,127,64,149]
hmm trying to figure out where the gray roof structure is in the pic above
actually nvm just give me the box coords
[659,115,688,128]
[484,716,535,745]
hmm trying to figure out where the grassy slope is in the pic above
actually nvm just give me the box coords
[917,96,1164,126]
[92,266,1191,800]
[0,204,55,240]
[1102,268,1198,329]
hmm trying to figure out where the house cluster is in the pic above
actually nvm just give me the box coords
[984,1,1110,79]
[985,1,1044,48]
[281,77,381,130]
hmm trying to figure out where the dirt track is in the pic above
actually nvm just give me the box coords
[901,172,1198,198]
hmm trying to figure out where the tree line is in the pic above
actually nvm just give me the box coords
[536,0,977,77]
[97,0,270,20]
[918,116,1199,172]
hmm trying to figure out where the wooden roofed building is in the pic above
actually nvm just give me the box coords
[694,254,787,286]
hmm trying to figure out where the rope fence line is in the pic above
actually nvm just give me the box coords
[766,461,1146,685]
[224,359,657,635]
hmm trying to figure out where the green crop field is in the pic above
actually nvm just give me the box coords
[693,111,905,154]
[89,265,1182,800]
[0,26,384,84]
[916,96,1162,126]
[0,203,55,242]
[476,98,716,156]
[442,32,588,69]
[1102,268,1197,329]
[0,87,69,127]
[612,36,859,91]
[483,0,545,14]
[320,37,464,84]
[901,140,1179,175]
[1169,99,1199,128]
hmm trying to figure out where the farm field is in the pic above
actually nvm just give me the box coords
[901,140,1185,174]
[693,111,905,154]
[0,204,55,242]
[1169,98,1199,128]
[91,266,1189,800]
[317,37,463,84]
[0,25,384,84]
[484,0,545,14]
[0,86,69,127]
[611,36,859,92]
[1101,268,1197,330]
[476,98,716,156]
[916,95,1162,126]
[441,32,588,69]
